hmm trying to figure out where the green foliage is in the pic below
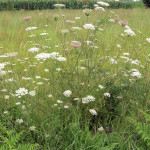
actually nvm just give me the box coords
[0,123,39,150]
[129,110,150,149]
[61,124,121,150]
[143,0,150,8]
[0,0,145,10]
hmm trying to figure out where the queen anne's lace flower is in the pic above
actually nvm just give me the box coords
[16,119,24,124]
[0,63,7,70]
[25,27,37,31]
[130,69,141,78]
[57,57,67,62]
[104,93,111,98]
[53,4,65,8]
[98,84,104,89]
[74,98,80,101]
[146,38,150,43]
[71,27,82,30]
[95,7,105,11]
[75,17,80,20]
[29,91,36,96]
[35,53,51,60]
[97,1,110,7]
[83,24,95,30]
[16,102,21,105]
[28,47,39,53]
[89,109,97,115]
[40,33,48,36]
[15,88,28,98]
[63,90,72,97]
[82,95,95,104]
[29,126,36,131]
[124,29,136,36]
[57,100,63,103]
[98,126,104,132]
[109,58,118,64]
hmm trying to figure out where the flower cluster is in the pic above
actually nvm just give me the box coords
[82,95,95,104]
[97,1,110,7]
[124,25,136,36]
[28,47,39,53]
[15,88,28,98]
[83,24,95,30]
[63,90,72,97]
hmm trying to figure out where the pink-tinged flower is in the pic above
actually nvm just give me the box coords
[8,52,18,57]
[120,21,128,27]
[23,16,31,21]
[120,33,125,37]
[70,41,81,48]
[94,4,99,7]
[114,17,120,22]
[65,20,75,23]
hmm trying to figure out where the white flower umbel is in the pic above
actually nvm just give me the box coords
[57,100,63,104]
[124,29,136,36]
[97,1,110,7]
[104,93,111,98]
[98,84,104,89]
[57,57,67,62]
[0,63,7,70]
[71,27,82,30]
[40,33,48,36]
[64,105,69,109]
[44,69,49,72]
[108,19,115,22]
[75,17,80,20]
[25,27,38,31]
[146,38,150,43]
[49,52,60,59]
[16,102,21,105]
[29,126,36,131]
[63,90,72,97]
[123,53,130,56]
[130,59,140,65]
[83,24,95,30]
[16,119,24,124]
[82,95,95,104]
[28,47,39,53]
[95,7,105,11]
[35,52,60,61]
[74,98,80,101]
[15,88,28,98]
[35,53,51,61]
[130,69,141,78]
[89,109,97,115]
[29,91,36,96]
[98,126,104,132]
[53,4,65,8]
[109,58,118,64]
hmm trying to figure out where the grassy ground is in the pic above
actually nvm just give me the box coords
[0,9,150,149]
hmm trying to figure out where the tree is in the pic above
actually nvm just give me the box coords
[143,0,150,8]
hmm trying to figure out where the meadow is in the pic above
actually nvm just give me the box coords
[0,6,150,150]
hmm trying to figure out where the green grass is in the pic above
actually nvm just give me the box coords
[0,8,150,149]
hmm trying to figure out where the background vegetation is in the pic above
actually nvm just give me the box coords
[0,0,145,10]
